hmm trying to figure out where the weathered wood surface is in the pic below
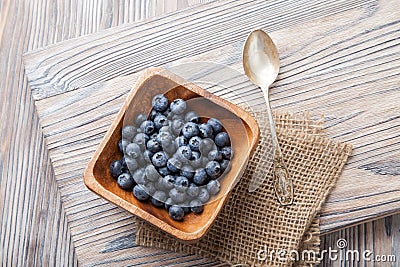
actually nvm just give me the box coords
[1,0,399,266]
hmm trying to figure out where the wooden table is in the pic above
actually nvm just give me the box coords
[1,0,399,266]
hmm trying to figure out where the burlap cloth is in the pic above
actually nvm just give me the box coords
[134,111,352,266]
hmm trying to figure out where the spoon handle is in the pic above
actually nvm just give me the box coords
[262,86,294,206]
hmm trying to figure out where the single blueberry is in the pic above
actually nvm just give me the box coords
[181,122,200,139]
[187,183,200,198]
[133,133,149,150]
[207,118,223,133]
[176,146,192,162]
[134,113,147,127]
[188,136,202,152]
[221,146,232,160]
[125,143,141,159]
[175,176,189,192]
[220,159,231,173]
[169,188,186,203]
[153,114,168,130]
[145,165,160,182]
[199,138,217,155]
[146,138,162,153]
[205,161,221,179]
[175,136,187,147]
[170,99,187,115]
[214,132,230,147]
[184,111,199,123]
[166,157,182,173]
[162,175,175,190]
[198,123,213,138]
[110,160,123,179]
[133,184,150,201]
[198,188,210,203]
[140,120,155,135]
[207,180,221,195]
[117,173,135,190]
[163,143,177,156]
[125,157,139,172]
[180,165,194,180]
[118,139,129,153]
[158,167,171,177]
[190,199,204,214]
[121,125,137,142]
[193,168,208,186]
[151,191,167,207]
[143,150,154,164]
[208,149,222,162]
[171,119,185,136]
[157,131,173,146]
[152,151,168,168]
[132,168,146,185]
[169,205,185,221]
[152,94,169,112]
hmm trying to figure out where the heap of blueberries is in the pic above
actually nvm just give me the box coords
[109,94,233,221]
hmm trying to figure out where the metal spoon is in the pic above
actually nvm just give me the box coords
[243,29,294,205]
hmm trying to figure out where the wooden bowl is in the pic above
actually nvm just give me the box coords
[84,67,260,241]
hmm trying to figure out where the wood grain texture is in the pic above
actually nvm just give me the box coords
[1,0,398,266]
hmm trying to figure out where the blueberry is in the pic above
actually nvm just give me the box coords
[133,184,150,201]
[214,132,230,147]
[163,143,177,156]
[145,165,160,182]
[157,131,173,146]
[153,114,168,130]
[181,122,200,139]
[140,120,155,135]
[134,113,147,126]
[152,151,168,168]
[199,138,216,155]
[193,168,208,186]
[151,191,167,207]
[190,199,204,214]
[188,136,202,152]
[221,146,232,160]
[110,160,123,179]
[158,167,171,177]
[185,111,199,123]
[170,99,187,114]
[125,157,139,172]
[118,139,129,153]
[133,133,149,150]
[207,180,221,195]
[175,176,189,192]
[164,197,174,211]
[180,165,194,180]
[175,136,187,147]
[171,119,185,136]
[208,149,222,162]
[198,188,210,203]
[220,159,231,173]
[121,156,128,169]
[167,157,182,173]
[159,125,171,133]
[176,146,192,161]
[187,183,200,198]
[125,143,141,159]
[117,173,135,190]
[132,168,146,185]
[152,94,169,111]
[121,125,137,142]
[146,138,162,153]
[169,188,186,203]
[162,175,175,190]
[169,205,185,221]
[207,118,222,133]
[143,150,154,164]
[145,182,157,195]
[198,123,213,138]
[205,161,221,179]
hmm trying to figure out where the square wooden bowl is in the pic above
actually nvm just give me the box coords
[84,67,260,241]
